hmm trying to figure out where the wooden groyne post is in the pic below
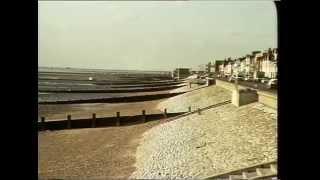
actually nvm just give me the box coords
[164,108,167,118]
[67,115,72,129]
[142,110,146,122]
[116,112,120,126]
[197,108,201,115]
[41,117,46,131]
[91,113,96,128]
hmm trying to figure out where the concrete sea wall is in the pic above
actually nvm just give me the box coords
[215,79,277,109]
[257,91,277,109]
[215,79,237,91]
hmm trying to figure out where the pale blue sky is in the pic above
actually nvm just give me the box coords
[39,1,277,71]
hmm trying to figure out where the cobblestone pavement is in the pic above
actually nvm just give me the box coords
[131,102,277,179]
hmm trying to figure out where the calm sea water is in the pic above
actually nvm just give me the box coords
[39,67,171,74]
[38,67,173,102]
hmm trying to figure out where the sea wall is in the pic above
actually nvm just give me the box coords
[157,85,231,113]
[216,79,277,109]
[216,79,235,91]
[257,91,277,109]
[232,89,259,107]
[215,79,248,91]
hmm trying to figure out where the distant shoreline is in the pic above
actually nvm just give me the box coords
[38,66,172,74]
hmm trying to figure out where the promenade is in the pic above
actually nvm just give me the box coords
[216,77,277,95]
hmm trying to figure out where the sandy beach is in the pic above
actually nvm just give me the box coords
[38,120,159,179]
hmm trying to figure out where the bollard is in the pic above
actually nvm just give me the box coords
[188,106,191,112]
[116,112,120,126]
[41,117,46,131]
[91,113,96,128]
[197,108,201,115]
[142,110,146,122]
[164,108,167,118]
[67,115,71,129]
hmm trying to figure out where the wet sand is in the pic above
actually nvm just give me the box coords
[38,99,165,121]
[38,83,200,121]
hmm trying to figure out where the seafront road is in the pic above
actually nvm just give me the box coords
[216,77,277,94]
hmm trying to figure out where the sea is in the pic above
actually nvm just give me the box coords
[38,67,173,102]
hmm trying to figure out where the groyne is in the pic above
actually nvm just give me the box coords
[39,84,186,93]
[39,92,185,105]
[39,112,186,131]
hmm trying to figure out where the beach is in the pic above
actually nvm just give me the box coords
[38,68,187,178]
[38,68,277,179]
[38,120,159,179]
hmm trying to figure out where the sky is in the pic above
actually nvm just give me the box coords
[39,1,277,71]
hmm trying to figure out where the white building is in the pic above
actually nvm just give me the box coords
[224,59,234,77]
[212,48,277,79]
[251,51,264,79]
[243,54,254,77]
[238,57,246,76]
[218,63,224,76]
[260,48,278,79]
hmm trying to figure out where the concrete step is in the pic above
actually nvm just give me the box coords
[215,177,229,180]
[256,168,272,177]
[270,164,277,174]
[249,174,277,180]
[242,171,258,179]
[249,168,277,180]
[204,162,277,180]
[229,174,244,180]
[213,175,229,180]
